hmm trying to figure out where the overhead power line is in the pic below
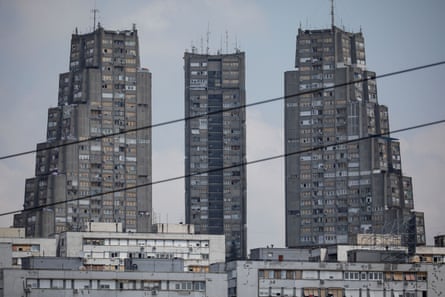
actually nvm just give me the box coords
[1,118,444,218]
[0,60,444,161]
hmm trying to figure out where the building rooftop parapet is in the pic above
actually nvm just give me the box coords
[153,223,195,234]
[250,244,409,263]
[0,227,26,238]
[85,222,123,233]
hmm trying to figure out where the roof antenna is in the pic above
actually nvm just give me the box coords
[91,7,99,31]
[330,0,335,28]
[200,36,204,54]
[225,30,229,54]
[234,35,238,52]
[191,40,197,53]
[206,23,210,55]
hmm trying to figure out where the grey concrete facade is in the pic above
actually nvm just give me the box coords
[184,52,247,260]
[223,260,438,297]
[22,256,83,270]
[0,267,227,297]
[284,26,424,248]
[0,231,56,268]
[2,257,444,297]
[250,245,409,263]
[250,247,313,262]
[434,235,445,247]
[124,258,185,272]
[14,25,152,237]
[412,246,445,264]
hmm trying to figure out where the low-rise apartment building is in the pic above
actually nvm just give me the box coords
[58,223,225,272]
[1,257,227,297]
[411,246,445,264]
[0,227,56,268]
[221,260,434,297]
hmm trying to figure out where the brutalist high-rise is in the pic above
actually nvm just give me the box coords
[14,25,152,237]
[284,26,425,247]
[184,51,247,260]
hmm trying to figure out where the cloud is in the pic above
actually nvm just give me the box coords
[152,148,184,224]
[0,1,443,251]
[0,156,34,227]
[399,125,445,243]
[120,0,267,57]
[247,109,284,249]
[152,108,287,250]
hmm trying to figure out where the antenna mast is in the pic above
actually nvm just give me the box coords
[330,0,335,28]
[200,36,203,54]
[206,23,210,55]
[225,31,228,54]
[91,8,99,31]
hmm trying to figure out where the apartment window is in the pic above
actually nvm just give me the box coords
[181,282,193,291]
[344,271,360,280]
[26,279,38,289]
[124,40,135,46]
[39,279,51,289]
[404,273,416,281]
[193,282,205,291]
[417,272,427,281]
[304,288,320,297]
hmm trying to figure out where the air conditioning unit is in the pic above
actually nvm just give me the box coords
[73,288,79,294]
[152,290,158,295]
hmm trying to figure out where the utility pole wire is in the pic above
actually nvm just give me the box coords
[2,118,444,218]
[0,60,444,161]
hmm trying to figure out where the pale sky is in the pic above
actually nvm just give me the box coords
[0,0,444,250]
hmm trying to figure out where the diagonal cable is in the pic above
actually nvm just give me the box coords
[1,118,444,217]
[0,60,444,161]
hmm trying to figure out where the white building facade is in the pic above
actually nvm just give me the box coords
[0,228,56,268]
[223,261,435,297]
[58,227,225,272]
[1,268,227,297]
